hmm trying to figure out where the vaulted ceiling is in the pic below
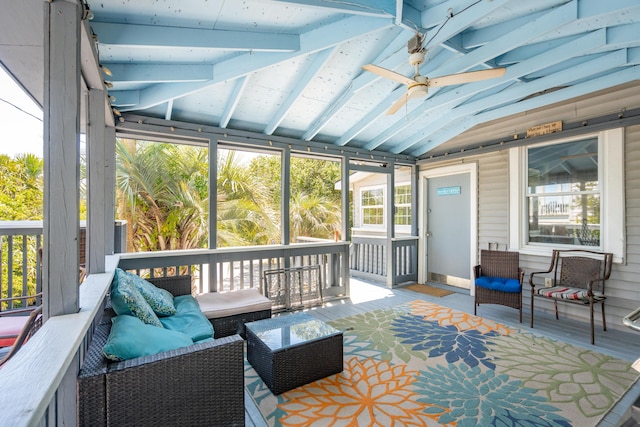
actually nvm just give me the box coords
[3,1,640,159]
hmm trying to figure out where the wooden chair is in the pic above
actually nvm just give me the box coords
[0,305,43,368]
[529,249,613,345]
[474,250,524,322]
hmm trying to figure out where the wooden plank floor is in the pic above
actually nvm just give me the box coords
[245,278,640,427]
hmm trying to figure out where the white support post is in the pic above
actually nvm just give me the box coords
[341,156,350,242]
[104,126,116,255]
[87,88,106,273]
[281,148,291,247]
[43,0,81,317]
[386,160,395,288]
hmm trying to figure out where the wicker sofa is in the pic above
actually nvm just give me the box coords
[78,276,245,427]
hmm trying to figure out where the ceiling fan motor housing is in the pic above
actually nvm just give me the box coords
[409,51,425,67]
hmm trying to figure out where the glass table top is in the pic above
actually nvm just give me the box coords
[245,313,341,352]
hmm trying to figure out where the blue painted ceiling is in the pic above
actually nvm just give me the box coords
[87,0,640,159]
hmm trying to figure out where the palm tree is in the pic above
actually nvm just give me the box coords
[116,139,209,252]
[216,150,279,246]
[289,192,340,242]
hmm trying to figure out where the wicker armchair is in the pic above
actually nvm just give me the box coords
[474,250,524,322]
[529,249,613,345]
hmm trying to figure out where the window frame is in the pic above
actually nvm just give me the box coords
[509,128,625,262]
[394,182,412,232]
[359,185,385,228]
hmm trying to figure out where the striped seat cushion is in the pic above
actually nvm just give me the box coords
[535,286,605,302]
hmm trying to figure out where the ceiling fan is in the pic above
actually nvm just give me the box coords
[362,33,506,115]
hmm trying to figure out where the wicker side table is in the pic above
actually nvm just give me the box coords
[246,313,343,395]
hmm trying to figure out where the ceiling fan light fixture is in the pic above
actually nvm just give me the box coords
[408,85,428,100]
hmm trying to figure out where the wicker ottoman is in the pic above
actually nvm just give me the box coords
[246,313,343,395]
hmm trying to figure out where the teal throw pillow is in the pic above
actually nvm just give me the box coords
[160,295,214,342]
[103,315,193,361]
[111,271,163,327]
[115,269,177,316]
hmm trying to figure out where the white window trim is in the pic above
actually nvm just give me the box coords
[394,181,412,233]
[359,184,386,229]
[509,128,625,263]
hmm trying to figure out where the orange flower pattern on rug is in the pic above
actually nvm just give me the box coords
[408,300,513,336]
[276,357,446,427]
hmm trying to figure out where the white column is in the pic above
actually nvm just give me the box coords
[43,0,81,316]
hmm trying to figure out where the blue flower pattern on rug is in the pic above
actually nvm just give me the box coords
[392,313,498,369]
[414,364,572,426]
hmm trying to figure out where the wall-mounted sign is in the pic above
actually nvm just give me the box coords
[526,120,562,138]
[436,186,461,196]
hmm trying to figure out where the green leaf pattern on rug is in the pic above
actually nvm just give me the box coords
[488,331,639,418]
[328,306,422,364]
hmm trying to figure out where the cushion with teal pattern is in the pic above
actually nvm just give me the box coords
[103,314,193,361]
[111,271,163,327]
[115,269,177,317]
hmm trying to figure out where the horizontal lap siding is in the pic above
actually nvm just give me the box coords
[477,153,510,252]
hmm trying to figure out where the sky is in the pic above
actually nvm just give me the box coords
[0,65,44,158]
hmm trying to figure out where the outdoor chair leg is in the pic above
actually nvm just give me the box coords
[590,301,595,345]
[602,303,607,331]
[530,295,534,328]
[554,300,559,320]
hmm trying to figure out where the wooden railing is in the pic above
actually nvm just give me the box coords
[349,235,418,286]
[117,242,351,309]
[0,221,43,311]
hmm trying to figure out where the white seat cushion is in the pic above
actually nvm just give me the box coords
[196,288,271,319]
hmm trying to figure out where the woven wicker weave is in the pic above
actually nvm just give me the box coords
[77,275,245,426]
[529,249,613,345]
[246,315,343,395]
[473,250,524,322]
[212,309,272,339]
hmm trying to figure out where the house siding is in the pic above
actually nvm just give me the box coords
[420,124,640,333]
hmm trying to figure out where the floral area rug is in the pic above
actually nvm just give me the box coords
[244,300,639,426]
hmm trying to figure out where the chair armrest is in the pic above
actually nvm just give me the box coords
[529,270,552,288]
[473,265,481,279]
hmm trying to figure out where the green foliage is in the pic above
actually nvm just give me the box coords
[0,153,43,220]
[116,140,209,252]
[0,154,44,304]
[115,141,343,251]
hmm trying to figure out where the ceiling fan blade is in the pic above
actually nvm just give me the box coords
[387,93,410,115]
[362,64,415,86]
[429,67,506,87]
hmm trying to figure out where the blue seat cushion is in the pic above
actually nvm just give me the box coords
[475,276,521,293]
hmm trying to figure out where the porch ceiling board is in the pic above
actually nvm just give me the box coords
[112,15,393,112]
[9,0,627,158]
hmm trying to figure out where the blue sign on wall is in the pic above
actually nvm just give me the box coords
[436,186,461,196]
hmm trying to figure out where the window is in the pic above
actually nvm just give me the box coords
[359,182,412,230]
[394,184,411,226]
[361,187,384,226]
[527,138,599,246]
[509,129,624,261]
